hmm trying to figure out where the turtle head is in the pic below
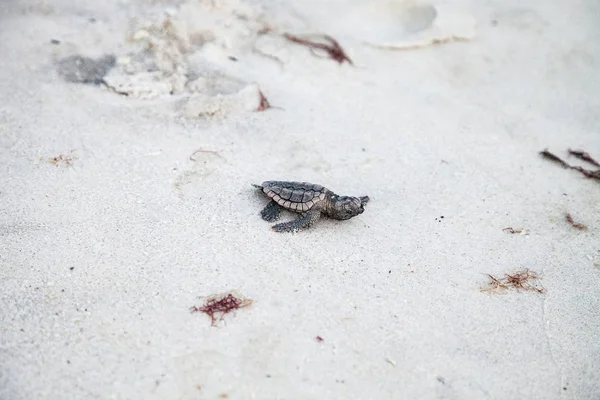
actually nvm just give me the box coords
[330,195,368,220]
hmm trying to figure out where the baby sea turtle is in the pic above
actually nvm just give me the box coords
[253,181,370,232]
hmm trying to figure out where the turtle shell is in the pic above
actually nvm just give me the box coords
[259,181,330,212]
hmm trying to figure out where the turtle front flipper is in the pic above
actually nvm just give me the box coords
[272,210,321,233]
[260,200,283,222]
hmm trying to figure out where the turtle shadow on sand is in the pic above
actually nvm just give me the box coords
[253,181,369,233]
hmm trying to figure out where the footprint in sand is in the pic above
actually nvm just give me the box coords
[288,141,331,173]
[173,149,225,198]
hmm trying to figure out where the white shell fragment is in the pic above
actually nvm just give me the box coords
[373,5,476,49]
[320,2,476,50]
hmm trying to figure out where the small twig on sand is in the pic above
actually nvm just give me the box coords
[283,33,353,65]
[565,213,588,231]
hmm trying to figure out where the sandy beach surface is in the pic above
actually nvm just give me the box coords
[1,0,599,399]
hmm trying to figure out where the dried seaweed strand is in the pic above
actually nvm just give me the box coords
[481,269,544,294]
[190,292,253,326]
[283,33,353,65]
[540,149,600,181]
[568,149,600,167]
[565,213,588,231]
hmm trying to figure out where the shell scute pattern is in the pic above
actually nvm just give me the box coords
[263,181,328,211]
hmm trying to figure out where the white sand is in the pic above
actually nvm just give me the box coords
[1,0,599,399]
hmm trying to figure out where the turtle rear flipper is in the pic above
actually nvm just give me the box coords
[252,184,263,190]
